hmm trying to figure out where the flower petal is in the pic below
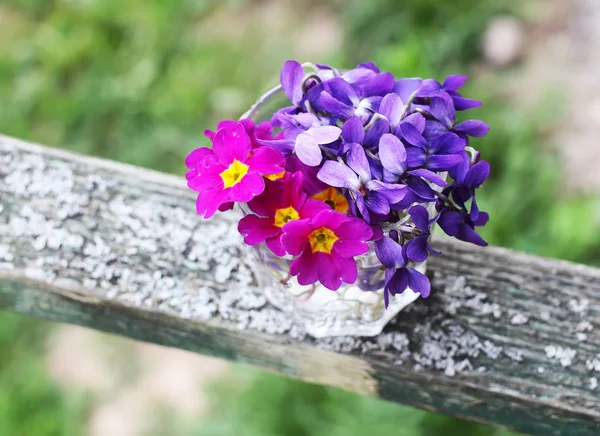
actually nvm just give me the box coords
[408,205,430,233]
[196,188,230,219]
[374,235,404,269]
[299,199,330,219]
[342,116,365,144]
[378,133,407,176]
[327,77,359,106]
[386,268,409,297]
[310,209,348,230]
[406,235,429,263]
[429,95,456,129]
[415,79,442,97]
[427,154,463,171]
[266,235,286,257]
[451,95,482,111]
[185,147,212,169]
[230,172,265,202]
[393,78,422,102]
[317,160,360,190]
[437,210,463,237]
[283,171,307,210]
[316,252,342,290]
[363,118,390,148]
[454,120,490,137]
[457,224,488,247]
[238,215,280,245]
[212,123,252,165]
[335,218,374,241]
[367,180,407,204]
[399,122,427,148]
[246,146,285,175]
[429,132,466,154]
[379,93,404,127]
[331,250,358,284]
[187,174,223,192]
[356,72,395,97]
[407,169,447,187]
[365,191,390,215]
[290,250,319,286]
[295,133,323,167]
[347,143,371,182]
[307,125,342,145]
[407,267,431,297]
[281,219,312,255]
[442,75,467,91]
[405,146,427,168]
[464,160,491,188]
[401,113,426,133]
[319,92,355,119]
[280,60,305,105]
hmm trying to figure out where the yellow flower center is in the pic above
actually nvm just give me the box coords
[308,227,339,254]
[312,187,349,214]
[265,170,286,181]
[273,206,299,228]
[220,159,249,188]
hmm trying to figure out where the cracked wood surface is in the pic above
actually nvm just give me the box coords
[1,134,599,435]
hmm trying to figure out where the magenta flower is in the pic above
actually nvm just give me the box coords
[238,172,329,256]
[281,209,374,290]
[187,122,285,219]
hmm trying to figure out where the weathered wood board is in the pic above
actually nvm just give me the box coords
[1,135,599,435]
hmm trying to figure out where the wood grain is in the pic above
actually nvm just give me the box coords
[1,135,599,435]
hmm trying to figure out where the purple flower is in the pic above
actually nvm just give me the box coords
[261,112,342,166]
[448,158,490,221]
[424,94,490,141]
[404,205,440,263]
[374,231,431,306]
[319,77,382,122]
[415,75,482,111]
[437,208,489,247]
[281,209,374,290]
[378,133,448,209]
[317,143,406,223]
[400,122,466,172]
[294,124,342,166]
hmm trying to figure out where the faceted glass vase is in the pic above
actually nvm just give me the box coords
[244,225,426,338]
[242,82,435,338]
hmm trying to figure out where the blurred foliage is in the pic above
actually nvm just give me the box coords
[0,0,286,173]
[194,369,517,436]
[0,0,599,435]
[342,0,516,72]
[0,313,88,435]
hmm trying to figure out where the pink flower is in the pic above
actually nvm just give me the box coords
[204,119,281,150]
[281,209,374,290]
[238,172,329,256]
[186,122,285,218]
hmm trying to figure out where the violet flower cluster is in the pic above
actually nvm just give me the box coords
[186,61,490,305]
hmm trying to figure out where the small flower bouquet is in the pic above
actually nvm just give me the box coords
[186,61,489,337]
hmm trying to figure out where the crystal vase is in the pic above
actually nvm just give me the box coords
[242,206,431,338]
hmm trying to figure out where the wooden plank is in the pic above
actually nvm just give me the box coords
[1,134,600,435]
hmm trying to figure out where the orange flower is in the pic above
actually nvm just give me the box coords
[311,187,349,214]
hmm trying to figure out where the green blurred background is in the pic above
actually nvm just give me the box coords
[1,0,599,435]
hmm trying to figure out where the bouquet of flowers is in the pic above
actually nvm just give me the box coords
[185,60,489,309]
